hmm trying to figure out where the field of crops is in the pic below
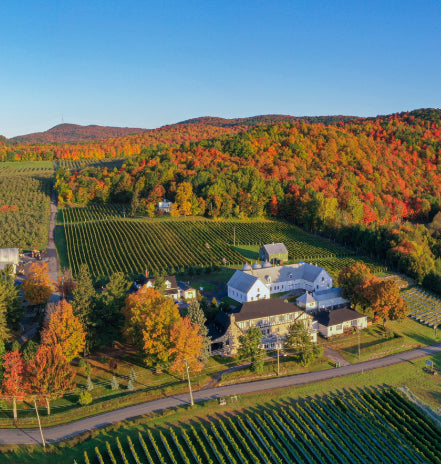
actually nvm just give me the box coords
[402,286,441,328]
[0,163,53,249]
[62,204,130,223]
[62,217,387,279]
[76,388,441,464]
[57,157,127,171]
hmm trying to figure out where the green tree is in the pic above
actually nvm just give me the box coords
[238,327,265,373]
[338,262,373,304]
[0,340,5,384]
[284,321,322,366]
[21,339,39,362]
[186,300,211,363]
[0,271,22,331]
[72,264,96,354]
[93,272,129,347]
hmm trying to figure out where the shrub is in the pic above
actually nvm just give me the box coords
[78,391,93,406]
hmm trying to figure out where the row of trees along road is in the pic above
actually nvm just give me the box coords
[1,260,210,418]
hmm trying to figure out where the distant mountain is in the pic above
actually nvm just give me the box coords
[10,123,146,144]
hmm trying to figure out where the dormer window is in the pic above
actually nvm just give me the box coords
[165,281,171,289]
[288,273,292,279]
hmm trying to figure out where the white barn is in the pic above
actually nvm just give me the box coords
[315,308,367,338]
[227,262,333,303]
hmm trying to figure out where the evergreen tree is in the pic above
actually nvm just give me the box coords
[187,300,211,363]
[127,379,134,391]
[86,375,94,391]
[72,264,96,354]
[129,367,136,382]
[93,272,129,347]
[0,270,22,331]
[21,339,39,362]
[111,375,119,391]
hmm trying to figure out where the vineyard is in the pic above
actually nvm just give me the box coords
[402,286,441,327]
[76,388,441,464]
[57,157,127,171]
[61,216,388,279]
[0,163,53,249]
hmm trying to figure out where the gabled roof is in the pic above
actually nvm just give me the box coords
[297,292,316,304]
[227,270,259,293]
[315,308,365,327]
[178,281,195,291]
[234,299,306,322]
[261,243,288,255]
[242,262,328,285]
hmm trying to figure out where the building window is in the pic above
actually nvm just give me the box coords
[336,324,342,331]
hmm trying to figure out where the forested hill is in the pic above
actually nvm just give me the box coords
[9,123,147,144]
[1,114,360,151]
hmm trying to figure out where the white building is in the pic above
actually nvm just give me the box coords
[227,262,333,303]
[0,248,19,273]
[157,198,173,214]
[315,308,367,338]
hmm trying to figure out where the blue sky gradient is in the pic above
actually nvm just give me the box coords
[1,0,440,137]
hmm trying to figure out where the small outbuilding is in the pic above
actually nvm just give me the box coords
[259,243,288,263]
[0,248,19,274]
[315,308,367,338]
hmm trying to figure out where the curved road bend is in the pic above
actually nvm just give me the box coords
[1,343,441,445]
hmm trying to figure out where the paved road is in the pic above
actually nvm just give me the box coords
[1,343,440,445]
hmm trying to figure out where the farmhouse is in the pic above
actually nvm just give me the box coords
[157,198,173,214]
[227,262,333,303]
[0,248,19,273]
[315,308,367,338]
[177,281,197,299]
[296,287,349,313]
[209,299,316,356]
[259,242,288,263]
[133,275,180,299]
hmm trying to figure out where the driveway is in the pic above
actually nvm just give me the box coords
[1,343,440,445]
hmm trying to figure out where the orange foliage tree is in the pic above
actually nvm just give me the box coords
[1,350,28,419]
[23,262,54,305]
[41,300,86,362]
[27,344,76,415]
[356,277,408,325]
[168,317,203,376]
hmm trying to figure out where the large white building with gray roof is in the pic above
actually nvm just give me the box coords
[227,261,333,303]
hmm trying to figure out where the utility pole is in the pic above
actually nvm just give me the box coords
[233,226,236,247]
[357,324,361,362]
[184,359,194,406]
[33,397,46,450]
[435,324,438,342]
[276,336,281,376]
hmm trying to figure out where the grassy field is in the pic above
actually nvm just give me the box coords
[324,318,438,363]
[3,352,441,464]
[58,216,389,280]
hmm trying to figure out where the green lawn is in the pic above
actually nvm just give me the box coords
[326,317,438,363]
[3,351,441,463]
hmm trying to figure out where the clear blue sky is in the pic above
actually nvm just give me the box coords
[1,0,440,137]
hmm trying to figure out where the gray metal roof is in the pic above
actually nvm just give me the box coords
[0,248,19,264]
[297,292,316,304]
[314,288,345,302]
[262,243,288,255]
[243,262,327,285]
[228,270,259,293]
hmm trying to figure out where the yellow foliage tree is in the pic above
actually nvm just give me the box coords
[41,300,86,361]
[22,262,54,305]
[122,287,180,367]
[175,182,193,216]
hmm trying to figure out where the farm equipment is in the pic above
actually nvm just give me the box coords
[32,249,41,260]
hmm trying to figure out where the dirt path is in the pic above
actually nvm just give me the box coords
[1,343,441,445]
